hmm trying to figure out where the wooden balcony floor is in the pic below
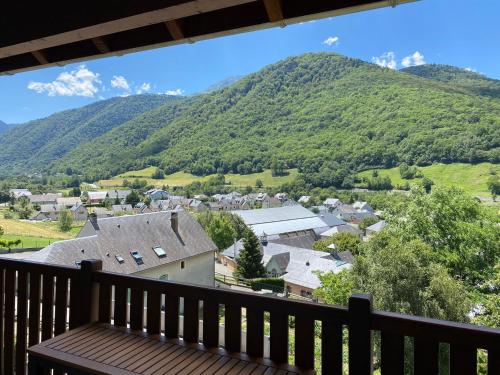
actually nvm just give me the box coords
[28,323,306,375]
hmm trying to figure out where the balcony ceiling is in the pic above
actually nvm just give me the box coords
[0,0,414,76]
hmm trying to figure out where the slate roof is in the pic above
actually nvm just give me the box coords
[324,198,341,206]
[29,193,60,204]
[269,232,317,250]
[320,224,362,237]
[317,213,346,227]
[57,197,82,206]
[40,204,65,213]
[28,211,217,274]
[88,191,108,200]
[282,257,351,290]
[366,220,386,232]
[112,204,133,213]
[107,190,131,200]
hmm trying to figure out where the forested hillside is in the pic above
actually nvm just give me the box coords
[0,53,498,187]
[0,94,175,175]
[0,120,14,134]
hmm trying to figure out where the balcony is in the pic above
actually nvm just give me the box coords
[0,258,498,374]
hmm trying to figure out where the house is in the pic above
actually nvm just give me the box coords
[87,191,108,205]
[9,189,31,198]
[32,204,66,221]
[365,220,386,236]
[28,211,216,286]
[106,190,131,203]
[353,201,374,213]
[298,196,311,204]
[134,202,152,214]
[92,207,114,219]
[319,224,363,239]
[274,193,288,201]
[233,205,330,237]
[56,197,82,208]
[331,204,376,222]
[323,198,341,209]
[144,189,169,201]
[70,203,88,221]
[316,213,347,228]
[29,193,60,206]
[220,239,351,297]
[188,199,208,212]
[309,205,328,214]
[112,204,133,214]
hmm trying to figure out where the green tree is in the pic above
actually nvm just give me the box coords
[58,209,73,232]
[151,168,165,179]
[313,232,362,255]
[15,196,33,219]
[421,176,434,193]
[205,214,236,251]
[314,269,353,306]
[359,216,379,230]
[125,190,141,207]
[487,175,500,200]
[71,187,81,197]
[255,179,263,188]
[235,230,266,279]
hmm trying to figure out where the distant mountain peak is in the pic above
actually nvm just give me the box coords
[204,75,244,92]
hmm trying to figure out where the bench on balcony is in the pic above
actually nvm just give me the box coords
[28,323,304,374]
[0,258,498,374]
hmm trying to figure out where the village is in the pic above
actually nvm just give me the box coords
[2,186,386,301]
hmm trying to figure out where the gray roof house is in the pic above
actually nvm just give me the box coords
[28,211,217,286]
[365,220,386,236]
[233,205,330,237]
[112,204,133,214]
[29,193,60,205]
[107,190,132,202]
[9,189,32,198]
[320,224,363,238]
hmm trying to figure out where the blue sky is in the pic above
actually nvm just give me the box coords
[1,0,499,124]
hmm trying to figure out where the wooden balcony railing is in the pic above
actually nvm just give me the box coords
[0,258,498,374]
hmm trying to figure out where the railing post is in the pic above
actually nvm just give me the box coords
[349,293,373,375]
[79,259,102,326]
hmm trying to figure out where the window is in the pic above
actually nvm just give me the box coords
[130,251,144,265]
[180,261,185,269]
[159,274,169,281]
[115,255,125,264]
[153,246,166,258]
[75,261,81,267]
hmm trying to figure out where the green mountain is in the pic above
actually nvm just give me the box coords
[205,76,243,92]
[0,120,15,134]
[0,53,498,187]
[402,64,500,99]
[0,94,176,175]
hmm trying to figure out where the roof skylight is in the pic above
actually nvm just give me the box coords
[153,246,166,258]
[130,251,144,265]
[115,255,125,264]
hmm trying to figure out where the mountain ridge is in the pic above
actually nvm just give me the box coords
[0,53,498,187]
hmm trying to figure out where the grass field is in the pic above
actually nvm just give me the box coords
[99,168,298,188]
[359,163,499,197]
[0,234,56,249]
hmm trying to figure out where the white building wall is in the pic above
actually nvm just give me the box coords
[135,251,215,287]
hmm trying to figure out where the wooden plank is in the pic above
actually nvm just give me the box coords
[246,307,264,358]
[146,289,161,335]
[294,315,314,369]
[32,50,49,64]
[68,275,79,329]
[263,0,284,22]
[16,270,28,375]
[381,332,404,375]
[321,320,342,375]
[141,345,187,374]
[95,336,145,363]
[270,311,288,363]
[225,304,241,352]
[114,285,127,327]
[450,344,477,375]
[165,294,179,338]
[180,352,216,374]
[413,338,438,375]
[54,275,68,336]
[4,268,16,374]
[167,350,205,373]
[41,274,55,341]
[98,282,111,323]
[165,20,184,40]
[126,342,174,372]
[183,297,199,343]
[129,287,144,331]
[88,334,143,361]
[203,299,219,348]
[29,272,41,346]
[348,294,373,374]
[150,347,196,373]
[91,37,110,53]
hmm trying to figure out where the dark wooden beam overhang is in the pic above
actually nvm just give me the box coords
[0,0,415,75]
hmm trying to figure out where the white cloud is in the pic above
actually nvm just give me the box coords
[110,75,130,91]
[372,52,397,70]
[136,82,151,94]
[164,89,184,96]
[28,65,101,97]
[401,51,426,67]
[323,36,339,47]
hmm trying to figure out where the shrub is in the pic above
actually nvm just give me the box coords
[250,278,284,293]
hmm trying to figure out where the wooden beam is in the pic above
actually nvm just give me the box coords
[31,50,49,65]
[263,0,284,24]
[91,37,110,54]
[164,20,184,40]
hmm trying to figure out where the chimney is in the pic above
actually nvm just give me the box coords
[171,211,179,235]
[89,212,99,230]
